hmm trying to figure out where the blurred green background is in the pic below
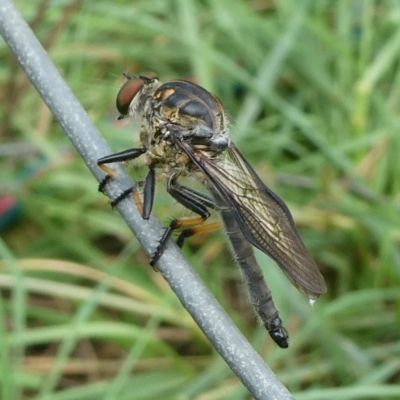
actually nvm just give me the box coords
[1,0,400,399]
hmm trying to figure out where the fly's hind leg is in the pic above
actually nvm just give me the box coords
[176,222,222,248]
[172,184,221,247]
[150,178,219,266]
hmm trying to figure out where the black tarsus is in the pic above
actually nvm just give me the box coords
[110,187,134,208]
[176,229,195,248]
[97,147,147,206]
[98,174,113,193]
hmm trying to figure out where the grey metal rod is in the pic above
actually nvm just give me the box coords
[0,2,294,399]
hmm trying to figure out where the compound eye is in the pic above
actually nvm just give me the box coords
[116,78,144,116]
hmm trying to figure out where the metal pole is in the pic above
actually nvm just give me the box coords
[0,2,294,398]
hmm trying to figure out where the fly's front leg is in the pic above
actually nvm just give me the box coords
[150,177,216,267]
[97,147,150,213]
[97,147,146,189]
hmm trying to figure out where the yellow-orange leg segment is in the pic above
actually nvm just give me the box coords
[149,176,220,266]
[177,221,223,248]
[150,216,209,266]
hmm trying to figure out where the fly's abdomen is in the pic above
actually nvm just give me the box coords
[209,184,289,348]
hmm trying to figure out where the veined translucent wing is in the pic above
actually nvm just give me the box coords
[178,140,327,298]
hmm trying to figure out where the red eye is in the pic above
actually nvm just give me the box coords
[116,72,158,116]
[116,78,144,116]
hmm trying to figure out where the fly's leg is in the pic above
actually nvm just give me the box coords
[142,166,156,219]
[172,185,221,247]
[97,147,146,191]
[150,178,218,266]
[174,185,219,210]
[176,222,222,248]
[97,148,154,216]
[107,167,155,217]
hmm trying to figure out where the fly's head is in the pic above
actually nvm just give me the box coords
[151,80,231,156]
[116,72,160,120]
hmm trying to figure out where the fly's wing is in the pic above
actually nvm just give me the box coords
[180,141,327,298]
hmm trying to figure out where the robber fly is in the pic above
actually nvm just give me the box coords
[97,73,327,348]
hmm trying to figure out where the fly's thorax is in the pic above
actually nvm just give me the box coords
[145,141,190,171]
[151,80,231,156]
